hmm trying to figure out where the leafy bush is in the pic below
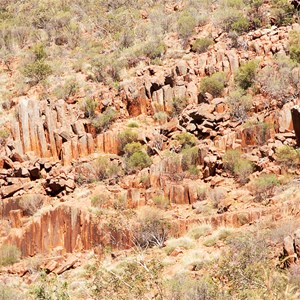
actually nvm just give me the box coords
[177,11,197,42]
[289,30,300,63]
[223,150,253,183]
[0,245,21,266]
[235,59,259,90]
[126,151,152,172]
[271,0,295,26]
[92,107,117,133]
[93,156,120,180]
[181,146,199,172]
[191,37,214,53]
[127,121,139,128]
[82,98,97,118]
[118,129,138,151]
[275,145,300,169]
[250,174,280,201]
[54,78,79,100]
[133,207,168,248]
[175,132,197,148]
[0,128,10,145]
[22,44,52,85]
[227,89,252,120]
[200,72,226,97]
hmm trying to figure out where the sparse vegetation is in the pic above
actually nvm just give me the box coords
[276,145,300,169]
[92,107,117,133]
[235,59,259,90]
[93,156,120,181]
[250,174,280,202]
[200,72,226,97]
[227,89,252,120]
[191,37,214,53]
[0,245,21,266]
[289,30,300,63]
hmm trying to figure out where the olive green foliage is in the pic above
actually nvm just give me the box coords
[182,146,199,172]
[126,151,152,172]
[0,128,10,145]
[271,0,295,26]
[177,11,196,42]
[93,156,120,181]
[91,193,110,209]
[54,78,79,100]
[191,37,214,53]
[0,245,21,266]
[30,271,70,300]
[22,44,52,85]
[92,107,117,133]
[235,60,259,90]
[153,111,168,123]
[19,194,44,216]
[124,142,143,156]
[175,132,197,148]
[276,145,300,168]
[227,89,252,120]
[152,195,170,209]
[82,98,97,118]
[223,150,253,183]
[289,30,300,63]
[250,174,280,201]
[118,129,138,151]
[200,72,226,97]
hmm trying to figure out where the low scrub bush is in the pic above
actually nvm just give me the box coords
[124,142,143,156]
[235,59,259,90]
[271,0,295,26]
[203,227,235,247]
[152,195,170,210]
[133,207,168,248]
[175,133,197,148]
[93,156,120,181]
[92,107,117,133]
[153,111,168,123]
[118,129,138,152]
[187,224,213,239]
[182,146,199,172]
[82,98,97,118]
[227,89,252,120]
[289,30,300,63]
[0,245,21,266]
[126,151,152,172]
[191,37,214,53]
[54,78,79,101]
[177,11,197,42]
[275,145,300,169]
[200,72,226,97]
[223,150,253,183]
[250,173,280,202]
[91,193,110,209]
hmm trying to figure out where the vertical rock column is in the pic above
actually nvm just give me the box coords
[291,106,300,147]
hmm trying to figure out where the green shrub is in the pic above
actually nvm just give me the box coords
[126,151,152,172]
[175,132,197,148]
[54,78,79,100]
[200,72,226,97]
[91,193,110,209]
[177,11,197,41]
[235,60,259,90]
[83,98,98,118]
[275,145,300,169]
[0,128,10,145]
[251,174,280,201]
[124,142,143,156]
[191,37,214,53]
[93,156,120,180]
[118,129,138,151]
[92,107,117,133]
[0,245,21,266]
[22,44,52,85]
[141,39,166,59]
[289,30,300,63]
[127,121,139,128]
[182,146,199,171]
[227,89,252,120]
[271,0,295,26]
[230,15,250,33]
[223,150,253,183]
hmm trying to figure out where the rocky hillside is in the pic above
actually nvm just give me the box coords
[1,0,300,299]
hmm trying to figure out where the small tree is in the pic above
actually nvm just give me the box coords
[200,72,226,97]
[235,59,259,90]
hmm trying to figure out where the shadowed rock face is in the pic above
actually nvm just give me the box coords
[291,106,300,146]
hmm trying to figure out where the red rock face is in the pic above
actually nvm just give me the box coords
[5,205,133,257]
